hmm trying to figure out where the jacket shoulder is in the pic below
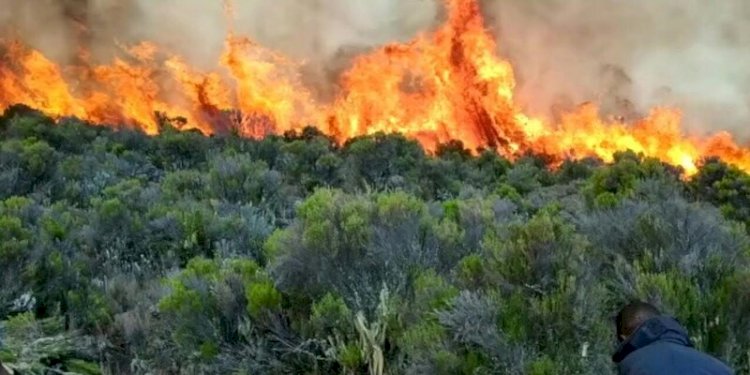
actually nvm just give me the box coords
[619,342,733,375]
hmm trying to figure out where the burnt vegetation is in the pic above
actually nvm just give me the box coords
[0,106,749,374]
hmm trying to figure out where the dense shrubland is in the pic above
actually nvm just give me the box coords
[0,106,748,374]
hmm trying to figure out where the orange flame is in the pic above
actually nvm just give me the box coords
[1,0,748,176]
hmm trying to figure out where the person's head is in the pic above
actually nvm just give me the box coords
[615,301,661,342]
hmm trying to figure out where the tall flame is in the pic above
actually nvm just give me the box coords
[1,0,749,176]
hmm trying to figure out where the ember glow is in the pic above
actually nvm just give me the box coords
[1,0,749,175]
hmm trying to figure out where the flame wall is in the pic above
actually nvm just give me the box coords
[0,0,749,175]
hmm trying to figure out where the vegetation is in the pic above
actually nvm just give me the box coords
[0,105,748,374]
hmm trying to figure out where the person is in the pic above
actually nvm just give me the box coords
[612,301,734,375]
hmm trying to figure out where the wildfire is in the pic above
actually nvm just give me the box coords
[1,0,749,176]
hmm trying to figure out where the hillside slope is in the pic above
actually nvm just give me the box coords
[0,108,748,374]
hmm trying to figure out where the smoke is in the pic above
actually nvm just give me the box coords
[1,0,440,97]
[2,0,749,139]
[482,0,750,138]
[0,0,78,61]
[0,0,138,62]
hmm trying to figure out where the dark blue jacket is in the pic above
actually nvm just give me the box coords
[612,316,733,375]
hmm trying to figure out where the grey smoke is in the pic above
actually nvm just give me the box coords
[484,0,750,139]
[1,0,749,140]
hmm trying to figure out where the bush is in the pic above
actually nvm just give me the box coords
[0,117,748,374]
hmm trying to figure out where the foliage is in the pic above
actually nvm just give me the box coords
[1,112,749,374]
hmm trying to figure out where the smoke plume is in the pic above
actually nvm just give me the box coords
[482,0,750,138]
[1,0,749,139]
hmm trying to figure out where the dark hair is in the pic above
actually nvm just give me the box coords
[615,301,661,340]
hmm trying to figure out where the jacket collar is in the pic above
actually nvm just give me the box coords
[612,316,693,363]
